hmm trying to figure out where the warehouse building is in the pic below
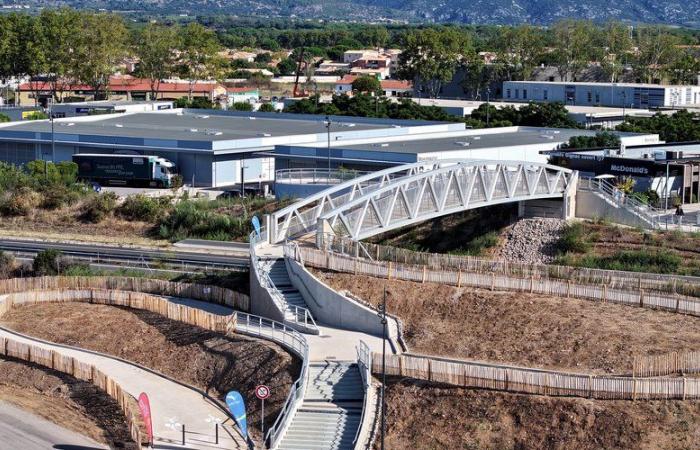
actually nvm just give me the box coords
[0,109,463,187]
[502,81,700,109]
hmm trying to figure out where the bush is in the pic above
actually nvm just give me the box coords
[557,222,591,254]
[0,251,15,279]
[0,187,41,216]
[33,249,62,276]
[80,191,118,223]
[158,200,250,241]
[450,232,499,256]
[233,102,253,111]
[118,194,171,222]
[577,249,681,274]
[0,113,9,123]
[258,102,276,113]
[24,111,49,120]
[40,184,83,209]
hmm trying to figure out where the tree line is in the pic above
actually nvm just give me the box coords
[0,9,222,103]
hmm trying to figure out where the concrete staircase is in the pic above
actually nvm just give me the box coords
[277,361,364,450]
[266,259,319,334]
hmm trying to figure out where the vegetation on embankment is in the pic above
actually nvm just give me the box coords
[369,204,517,256]
[555,221,700,276]
[0,161,289,243]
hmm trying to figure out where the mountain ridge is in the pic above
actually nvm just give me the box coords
[1,0,699,26]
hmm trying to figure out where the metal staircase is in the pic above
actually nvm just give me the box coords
[277,361,364,450]
[578,178,660,229]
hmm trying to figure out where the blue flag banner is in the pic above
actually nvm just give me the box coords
[251,216,261,239]
[226,391,247,437]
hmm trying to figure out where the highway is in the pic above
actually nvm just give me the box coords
[0,238,250,272]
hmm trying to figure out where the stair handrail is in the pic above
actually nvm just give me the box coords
[579,177,660,227]
[353,340,373,448]
[250,230,311,449]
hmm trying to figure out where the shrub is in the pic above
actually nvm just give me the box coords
[118,194,171,222]
[158,200,250,241]
[450,232,500,256]
[40,184,83,209]
[0,113,9,123]
[0,251,15,279]
[24,111,49,120]
[0,187,41,216]
[557,222,591,254]
[80,191,118,223]
[233,102,253,111]
[577,250,681,274]
[33,249,62,276]
[258,102,276,113]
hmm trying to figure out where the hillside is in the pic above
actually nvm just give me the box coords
[1,0,699,26]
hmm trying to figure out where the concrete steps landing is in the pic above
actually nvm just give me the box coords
[265,258,319,334]
[277,361,364,450]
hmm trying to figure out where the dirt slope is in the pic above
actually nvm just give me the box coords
[312,270,700,374]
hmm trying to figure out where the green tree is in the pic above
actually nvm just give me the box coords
[634,27,679,83]
[667,50,700,85]
[258,102,276,112]
[71,12,128,100]
[365,26,389,52]
[39,8,81,103]
[0,14,46,106]
[179,23,222,101]
[133,23,181,101]
[495,25,543,81]
[617,110,700,142]
[0,113,9,123]
[397,27,473,98]
[351,75,381,95]
[550,20,599,82]
[562,131,621,149]
[600,22,633,83]
[277,57,298,76]
[33,249,62,276]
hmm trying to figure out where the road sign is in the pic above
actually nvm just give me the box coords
[255,385,271,400]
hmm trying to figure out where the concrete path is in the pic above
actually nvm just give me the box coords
[0,325,246,449]
[0,401,108,450]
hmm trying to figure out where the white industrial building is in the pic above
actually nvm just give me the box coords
[502,81,700,109]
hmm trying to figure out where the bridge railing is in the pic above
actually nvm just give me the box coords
[275,168,371,185]
[578,177,660,228]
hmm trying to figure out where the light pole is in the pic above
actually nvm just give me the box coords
[325,115,331,181]
[47,98,55,180]
[486,87,491,127]
[378,287,388,450]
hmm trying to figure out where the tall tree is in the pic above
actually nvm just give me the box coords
[635,27,680,83]
[667,49,700,85]
[550,20,598,82]
[39,8,81,103]
[397,27,473,98]
[600,22,633,83]
[495,25,544,81]
[0,14,46,106]
[71,12,127,100]
[133,23,181,100]
[178,23,222,101]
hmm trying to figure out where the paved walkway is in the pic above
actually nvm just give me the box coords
[0,401,108,450]
[0,304,247,449]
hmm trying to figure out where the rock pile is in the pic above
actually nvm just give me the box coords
[495,218,566,264]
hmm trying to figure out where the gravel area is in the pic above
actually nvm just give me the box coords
[495,218,566,264]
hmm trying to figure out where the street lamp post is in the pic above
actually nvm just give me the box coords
[486,87,491,127]
[325,115,331,181]
[47,99,55,180]
[378,287,388,450]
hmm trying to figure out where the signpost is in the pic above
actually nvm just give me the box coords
[137,393,153,446]
[255,385,271,434]
[251,216,261,240]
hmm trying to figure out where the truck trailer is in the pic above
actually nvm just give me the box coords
[72,154,176,188]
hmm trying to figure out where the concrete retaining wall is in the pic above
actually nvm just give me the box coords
[576,190,654,229]
[285,257,385,337]
[249,257,286,322]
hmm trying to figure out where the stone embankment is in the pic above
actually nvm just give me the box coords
[495,218,566,264]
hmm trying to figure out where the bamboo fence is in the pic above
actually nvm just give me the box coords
[294,245,700,317]
[0,336,146,447]
[0,276,249,311]
[1,289,237,336]
[633,351,700,378]
[373,353,700,401]
[318,233,700,298]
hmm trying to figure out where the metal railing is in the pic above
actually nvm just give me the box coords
[275,168,371,185]
[248,230,312,449]
[579,177,661,228]
[353,340,372,448]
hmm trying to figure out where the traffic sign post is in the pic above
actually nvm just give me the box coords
[255,385,271,435]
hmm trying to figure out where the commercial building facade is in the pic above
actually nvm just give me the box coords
[502,81,700,109]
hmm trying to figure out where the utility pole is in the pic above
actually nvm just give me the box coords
[48,98,55,180]
[378,287,388,450]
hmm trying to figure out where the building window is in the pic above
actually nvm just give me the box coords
[515,89,519,98]
[587,92,592,102]
[543,90,548,100]
[523,89,527,99]
[595,93,600,103]
[506,89,511,99]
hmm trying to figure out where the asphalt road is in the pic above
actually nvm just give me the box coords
[0,238,249,272]
[0,401,107,450]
